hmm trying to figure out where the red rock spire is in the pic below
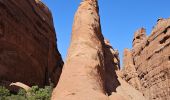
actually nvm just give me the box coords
[52,0,107,99]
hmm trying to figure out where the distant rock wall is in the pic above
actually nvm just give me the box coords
[122,18,170,100]
[121,49,141,90]
[0,0,63,90]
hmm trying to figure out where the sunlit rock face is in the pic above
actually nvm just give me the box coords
[52,0,108,99]
[0,0,63,91]
[121,48,141,90]
[52,0,146,100]
[122,18,170,100]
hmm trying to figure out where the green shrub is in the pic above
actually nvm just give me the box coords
[0,85,53,100]
[0,86,10,100]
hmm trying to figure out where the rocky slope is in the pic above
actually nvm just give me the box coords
[109,73,146,100]
[52,0,146,100]
[122,19,170,100]
[0,0,63,91]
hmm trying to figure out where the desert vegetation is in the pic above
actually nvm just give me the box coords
[0,85,53,100]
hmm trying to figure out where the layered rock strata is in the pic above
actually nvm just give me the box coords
[121,48,141,90]
[122,18,170,100]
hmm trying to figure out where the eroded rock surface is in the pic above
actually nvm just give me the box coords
[52,0,108,99]
[52,0,146,100]
[109,73,146,100]
[121,49,141,90]
[0,0,63,90]
[122,18,170,100]
[104,39,121,95]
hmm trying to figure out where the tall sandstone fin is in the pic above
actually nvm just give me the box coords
[51,0,147,100]
[52,0,108,100]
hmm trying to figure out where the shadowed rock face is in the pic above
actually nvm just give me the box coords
[0,0,63,90]
[122,18,170,100]
[104,40,121,95]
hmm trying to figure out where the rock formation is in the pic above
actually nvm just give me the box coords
[122,18,170,100]
[1,0,166,99]
[133,28,147,49]
[103,39,121,95]
[104,39,120,70]
[52,0,108,99]
[0,0,63,91]
[109,75,146,100]
[52,0,146,100]
[10,82,31,92]
[121,49,141,90]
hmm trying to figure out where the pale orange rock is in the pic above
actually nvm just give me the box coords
[132,28,147,56]
[52,0,148,99]
[109,75,147,100]
[52,0,108,100]
[123,18,170,100]
[121,48,141,90]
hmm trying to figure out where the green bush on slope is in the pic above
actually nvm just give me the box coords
[0,85,53,100]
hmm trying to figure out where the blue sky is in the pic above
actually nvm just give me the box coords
[42,0,170,65]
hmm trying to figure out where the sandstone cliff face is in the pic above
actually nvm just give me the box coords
[52,0,146,100]
[121,49,141,90]
[122,18,170,100]
[0,0,63,90]
[133,28,147,51]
